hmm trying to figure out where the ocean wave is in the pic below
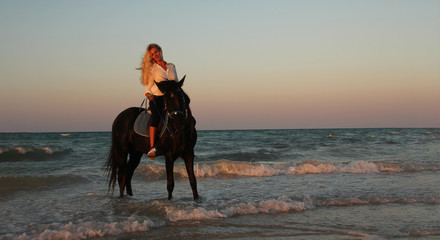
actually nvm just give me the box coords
[9,194,438,239]
[0,146,72,161]
[13,215,154,240]
[164,194,439,223]
[136,159,439,180]
[165,195,313,222]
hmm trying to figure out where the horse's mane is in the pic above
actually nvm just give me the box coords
[182,89,191,105]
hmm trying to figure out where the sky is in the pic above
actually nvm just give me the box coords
[0,0,439,132]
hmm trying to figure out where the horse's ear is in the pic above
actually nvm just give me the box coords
[178,75,186,87]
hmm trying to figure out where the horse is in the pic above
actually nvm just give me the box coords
[105,76,199,200]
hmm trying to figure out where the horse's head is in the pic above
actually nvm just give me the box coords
[155,76,189,134]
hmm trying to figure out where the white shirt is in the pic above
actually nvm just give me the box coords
[144,63,178,96]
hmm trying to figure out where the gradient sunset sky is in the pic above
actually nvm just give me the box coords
[0,0,439,132]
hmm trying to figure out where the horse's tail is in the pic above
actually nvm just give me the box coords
[106,132,118,191]
[105,111,129,194]
[105,129,119,194]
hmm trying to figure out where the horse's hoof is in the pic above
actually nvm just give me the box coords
[193,196,202,203]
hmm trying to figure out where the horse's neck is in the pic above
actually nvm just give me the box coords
[186,110,196,128]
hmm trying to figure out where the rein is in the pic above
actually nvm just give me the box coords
[145,85,189,138]
[139,98,148,111]
[162,89,189,137]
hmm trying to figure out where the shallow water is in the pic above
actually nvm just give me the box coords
[0,128,439,239]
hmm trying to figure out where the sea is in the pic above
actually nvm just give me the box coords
[0,128,439,239]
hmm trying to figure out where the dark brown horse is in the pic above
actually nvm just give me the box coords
[105,76,199,200]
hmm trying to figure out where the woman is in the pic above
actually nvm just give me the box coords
[140,43,178,158]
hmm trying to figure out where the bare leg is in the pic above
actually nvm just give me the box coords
[149,126,157,148]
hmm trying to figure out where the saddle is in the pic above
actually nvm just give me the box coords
[134,109,168,137]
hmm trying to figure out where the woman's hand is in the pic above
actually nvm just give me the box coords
[145,92,154,101]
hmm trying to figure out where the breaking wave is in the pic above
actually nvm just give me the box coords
[0,146,72,161]
[164,194,439,222]
[136,159,439,180]
[165,195,312,222]
[6,194,439,239]
[14,215,154,240]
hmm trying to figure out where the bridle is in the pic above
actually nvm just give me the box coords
[162,88,188,137]
[164,88,188,120]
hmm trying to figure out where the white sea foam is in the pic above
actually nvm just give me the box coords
[288,160,337,174]
[375,161,404,172]
[0,146,71,161]
[166,196,312,222]
[41,147,54,154]
[138,159,417,180]
[164,193,439,223]
[16,216,154,240]
[137,160,283,179]
[338,160,380,173]
[15,147,26,154]
[166,206,226,221]
[5,146,67,155]
[192,160,281,177]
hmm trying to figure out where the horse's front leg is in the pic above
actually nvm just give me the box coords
[165,155,175,200]
[183,152,199,200]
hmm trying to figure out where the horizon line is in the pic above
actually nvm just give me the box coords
[1,126,439,134]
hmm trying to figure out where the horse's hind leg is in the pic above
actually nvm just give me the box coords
[126,152,142,196]
[183,152,199,200]
[117,152,128,197]
[117,167,126,198]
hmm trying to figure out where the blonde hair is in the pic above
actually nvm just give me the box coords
[139,43,163,86]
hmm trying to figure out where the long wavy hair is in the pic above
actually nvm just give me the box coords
[139,43,163,86]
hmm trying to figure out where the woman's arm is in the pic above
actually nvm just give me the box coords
[144,70,154,100]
